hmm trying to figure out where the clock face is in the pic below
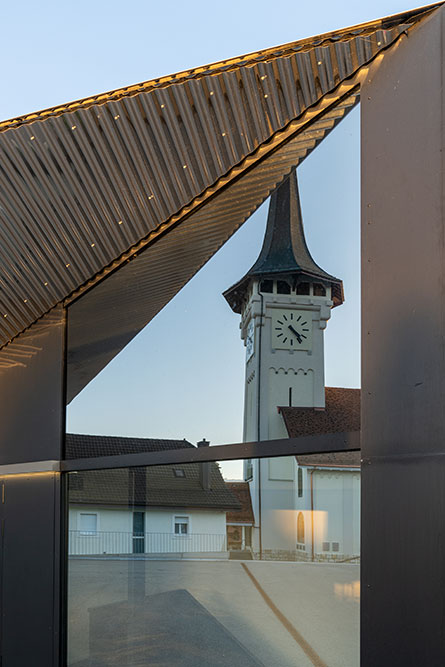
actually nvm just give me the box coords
[246,320,254,361]
[272,310,312,351]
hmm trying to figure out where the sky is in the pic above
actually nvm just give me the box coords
[0,0,421,471]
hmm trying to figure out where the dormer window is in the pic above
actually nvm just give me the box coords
[296,282,310,295]
[260,280,273,293]
[277,280,291,294]
[313,283,326,296]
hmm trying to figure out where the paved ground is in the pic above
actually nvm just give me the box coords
[68,558,359,667]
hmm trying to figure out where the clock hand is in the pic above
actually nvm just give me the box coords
[288,325,302,343]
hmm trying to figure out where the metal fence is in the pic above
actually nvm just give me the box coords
[68,530,227,556]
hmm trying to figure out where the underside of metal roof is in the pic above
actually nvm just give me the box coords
[0,4,440,396]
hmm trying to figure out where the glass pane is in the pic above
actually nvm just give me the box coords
[64,111,361,665]
[67,455,360,666]
[65,114,361,453]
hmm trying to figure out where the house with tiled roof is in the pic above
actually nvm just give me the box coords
[224,169,360,561]
[67,435,241,558]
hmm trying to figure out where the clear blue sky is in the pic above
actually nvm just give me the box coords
[0,1,417,457]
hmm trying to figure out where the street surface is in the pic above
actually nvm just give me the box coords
[68,559,359,666]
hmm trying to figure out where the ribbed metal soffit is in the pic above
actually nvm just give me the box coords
[0,5,438,352]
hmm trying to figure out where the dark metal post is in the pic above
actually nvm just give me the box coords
[361,9,445,665]
[0,307,66,667]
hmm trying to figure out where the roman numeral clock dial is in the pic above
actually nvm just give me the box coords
[272,310,312,351]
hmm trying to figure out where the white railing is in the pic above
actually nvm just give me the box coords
[68,530,227,556]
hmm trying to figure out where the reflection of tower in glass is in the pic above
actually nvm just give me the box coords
[224,168,353,560]
[224,167,343,439]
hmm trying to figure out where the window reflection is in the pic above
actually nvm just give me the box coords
[67,453,360,667]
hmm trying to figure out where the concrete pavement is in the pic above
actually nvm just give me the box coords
[68,558,359,666]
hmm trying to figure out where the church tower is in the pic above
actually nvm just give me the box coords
[224,169,344,444]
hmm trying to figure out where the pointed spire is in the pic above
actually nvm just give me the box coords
[223,169,344,313]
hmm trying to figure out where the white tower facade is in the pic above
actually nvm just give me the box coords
[224,169,344,557]
[240,277,334,443]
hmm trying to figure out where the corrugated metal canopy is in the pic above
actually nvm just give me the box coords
[0,4,440,394]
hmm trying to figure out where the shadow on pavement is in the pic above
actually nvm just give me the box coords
[71,588,265,666]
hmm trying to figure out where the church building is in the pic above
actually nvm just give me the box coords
[224,169,361,561]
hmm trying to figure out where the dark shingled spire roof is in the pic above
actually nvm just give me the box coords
[223,169,344,313]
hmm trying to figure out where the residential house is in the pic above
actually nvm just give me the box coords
[67,434,241,558]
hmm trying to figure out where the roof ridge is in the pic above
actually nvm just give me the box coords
[0,4,438,132]
[66,433,192,442]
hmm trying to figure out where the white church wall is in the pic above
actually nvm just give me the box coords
[250,462,297,558]
[294,466,311,558]
[268,456,294,481]
[247,460,259,519]
[292,467,361,561]
[268,368,313,438]
[242,296,259,444]
[248,459,297,557]
[243,368,257,443]
[313,472,343,556]
[312,470,360,560]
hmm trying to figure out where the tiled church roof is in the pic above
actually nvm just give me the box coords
[279,387,361,468]
[296,450,361,468]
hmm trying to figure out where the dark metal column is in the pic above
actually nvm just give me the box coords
[361,9,445,665]
[0,307,66,666]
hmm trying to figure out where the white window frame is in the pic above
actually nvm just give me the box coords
[172,514,190,537]
[78,512,99,536]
